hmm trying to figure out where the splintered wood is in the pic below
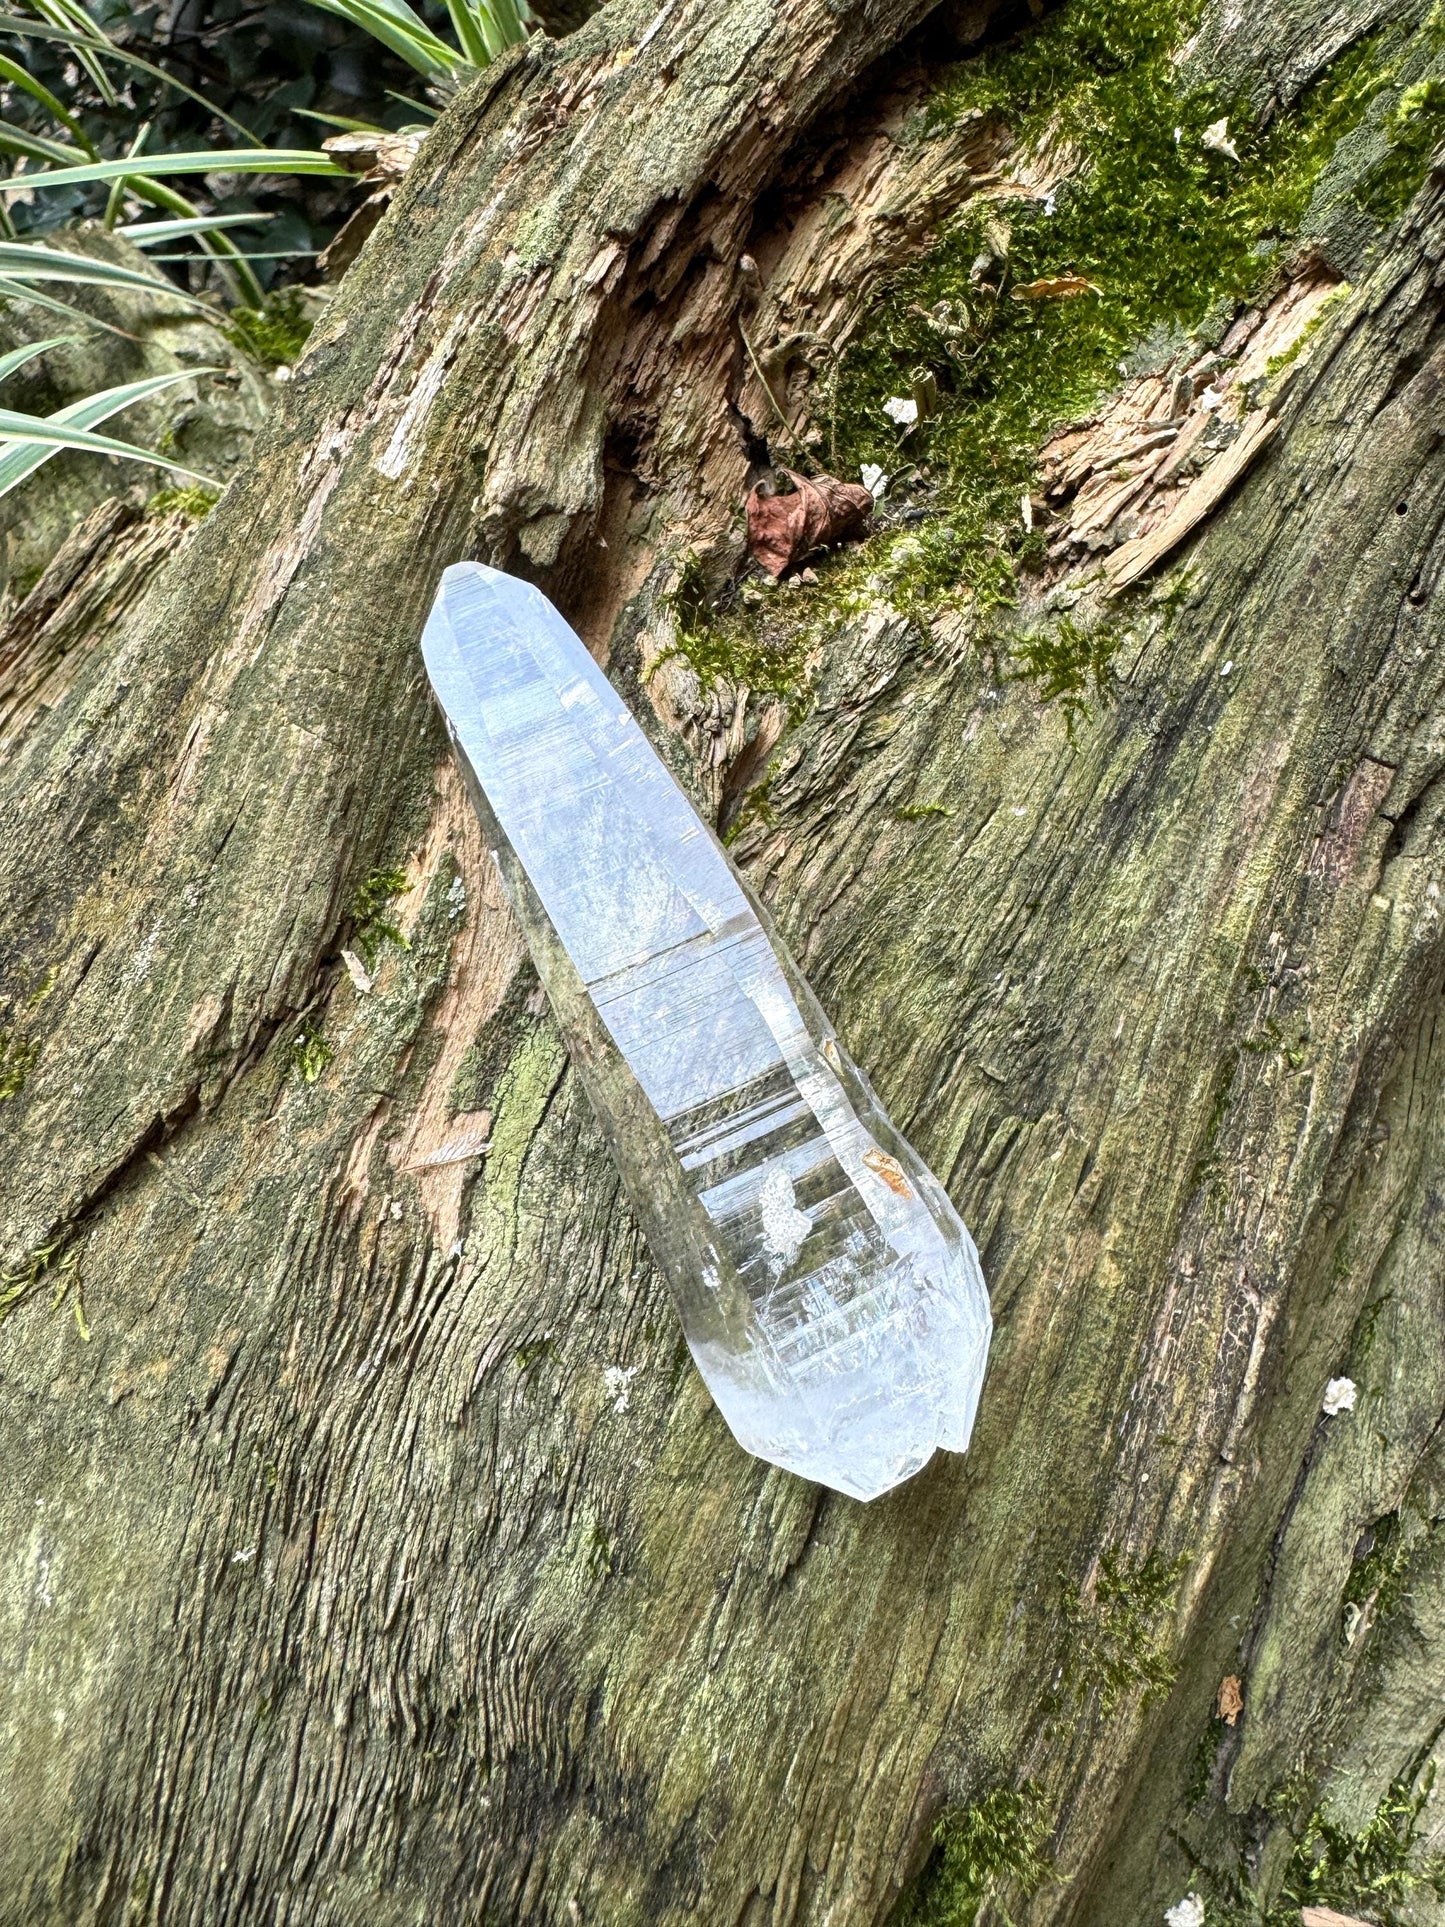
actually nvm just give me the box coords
[1031,265,1343,595]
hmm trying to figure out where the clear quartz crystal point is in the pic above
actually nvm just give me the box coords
[420,562,991,1501]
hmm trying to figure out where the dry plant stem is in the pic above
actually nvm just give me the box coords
[0,0,1442,1924]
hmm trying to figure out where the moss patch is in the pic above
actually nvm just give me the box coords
[828,0,1393,612]
[147,484,220,520]
[659,551,819,699]
[289,1020,332,1084]
[1061,1548,1190,1713]
[1356,73,1445,220]
[352,866,412,970]
[1276,1775,1445,1925]
[1008,612,1126,733]
[223,285,313,369]
[898,1783,1053,1927]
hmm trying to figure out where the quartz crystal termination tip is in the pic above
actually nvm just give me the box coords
[420,561,991,1501]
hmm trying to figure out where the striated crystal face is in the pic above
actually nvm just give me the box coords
[420,563,991,1501]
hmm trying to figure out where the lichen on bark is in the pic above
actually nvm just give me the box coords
[1,0,1444,1922]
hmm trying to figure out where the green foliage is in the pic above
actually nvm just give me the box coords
[0,964,53,1102]
[147,482,219,518]
[831,0,1394,611]
[1061,1548,1189,1713]
[0,1231,74,1325]
[1342,1510,1416,1630]
[289,1019,332,1083]
[352,864,412,969]
[1276,1774,1445,1926]
[660,551,816,698]
[1008,614,1124,732]
[1356,75,1445,220]
[899,1784,1053,1927]
[223,285,314,368]
[302,0,528,79]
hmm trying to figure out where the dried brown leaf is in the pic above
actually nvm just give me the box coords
[1217,1674,1243,1725]
[745,469,873,577]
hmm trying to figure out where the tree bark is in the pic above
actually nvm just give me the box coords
[2,0,1444,1923]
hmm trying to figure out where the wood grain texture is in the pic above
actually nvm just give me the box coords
[1,0,1443,1922]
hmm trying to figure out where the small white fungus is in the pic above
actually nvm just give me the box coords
[1323,1376,1358,1416]
[1164,1896,1206,1927]
[883,395,919,427]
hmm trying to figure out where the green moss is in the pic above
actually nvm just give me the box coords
[1355,74,1445,220]
[660,551,817,698]
[1008,614,1125,732]
[352,866,412,970]
[0,1025,38,1103]
[829,0,1393,612]
[1342,1510,1416,1631]
[896,801,957,821]
[1061,1548,1189,1714]
[1277,1774,1445,1926]
[722,781,778,846]
[0,966,56,1103]
[0,1234,79,1332]
[289,1020,332,1084]
[223,285,313,369]
[898,1783,1053,1927]
[147,484,220,520]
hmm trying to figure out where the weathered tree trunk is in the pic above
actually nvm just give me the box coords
[3,0,1444,1922]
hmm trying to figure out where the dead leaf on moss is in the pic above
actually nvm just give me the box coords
[1300,1909,1374,1927]
[1012,274,1102,301]
[1217,1674,1243,1725]
[745,469,873,577]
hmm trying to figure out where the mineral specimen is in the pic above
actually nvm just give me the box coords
[420,563,991,1500]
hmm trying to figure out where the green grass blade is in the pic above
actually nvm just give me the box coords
[118,212,276,244]
[0,147,356,193]
[297,0,461,76]
[0,238,222,314]
[0,332,75,383]
[116,175,263,306]
[0,51,93,150]
[444,0,492,67]
[0,117,82,167]
[24,0,117,104]
[294,108,392,133]
[470,0,528,62]
[0,15,264,144]
[0,273,136,338]
[0,367,223,499]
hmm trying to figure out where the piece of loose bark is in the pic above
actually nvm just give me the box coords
[1300,1909,1375,1927]
[746,470,873,576]
[1103,409,1279,594]
[1216,1674,1243,1725]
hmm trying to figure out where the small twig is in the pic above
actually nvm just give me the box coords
[736,316,811,465]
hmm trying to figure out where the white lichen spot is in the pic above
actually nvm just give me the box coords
[603,1364,640,1414]
[1220,660,1234,677]
[882,395,919,427]
[1323,1376,1358,1416]
[1164,1896,1205,1927]
[342,948,374,994]
[446,875,468,920]
[231,1545,257,1566]
[34,1553,53,1608]
[758,1166,811,1276]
